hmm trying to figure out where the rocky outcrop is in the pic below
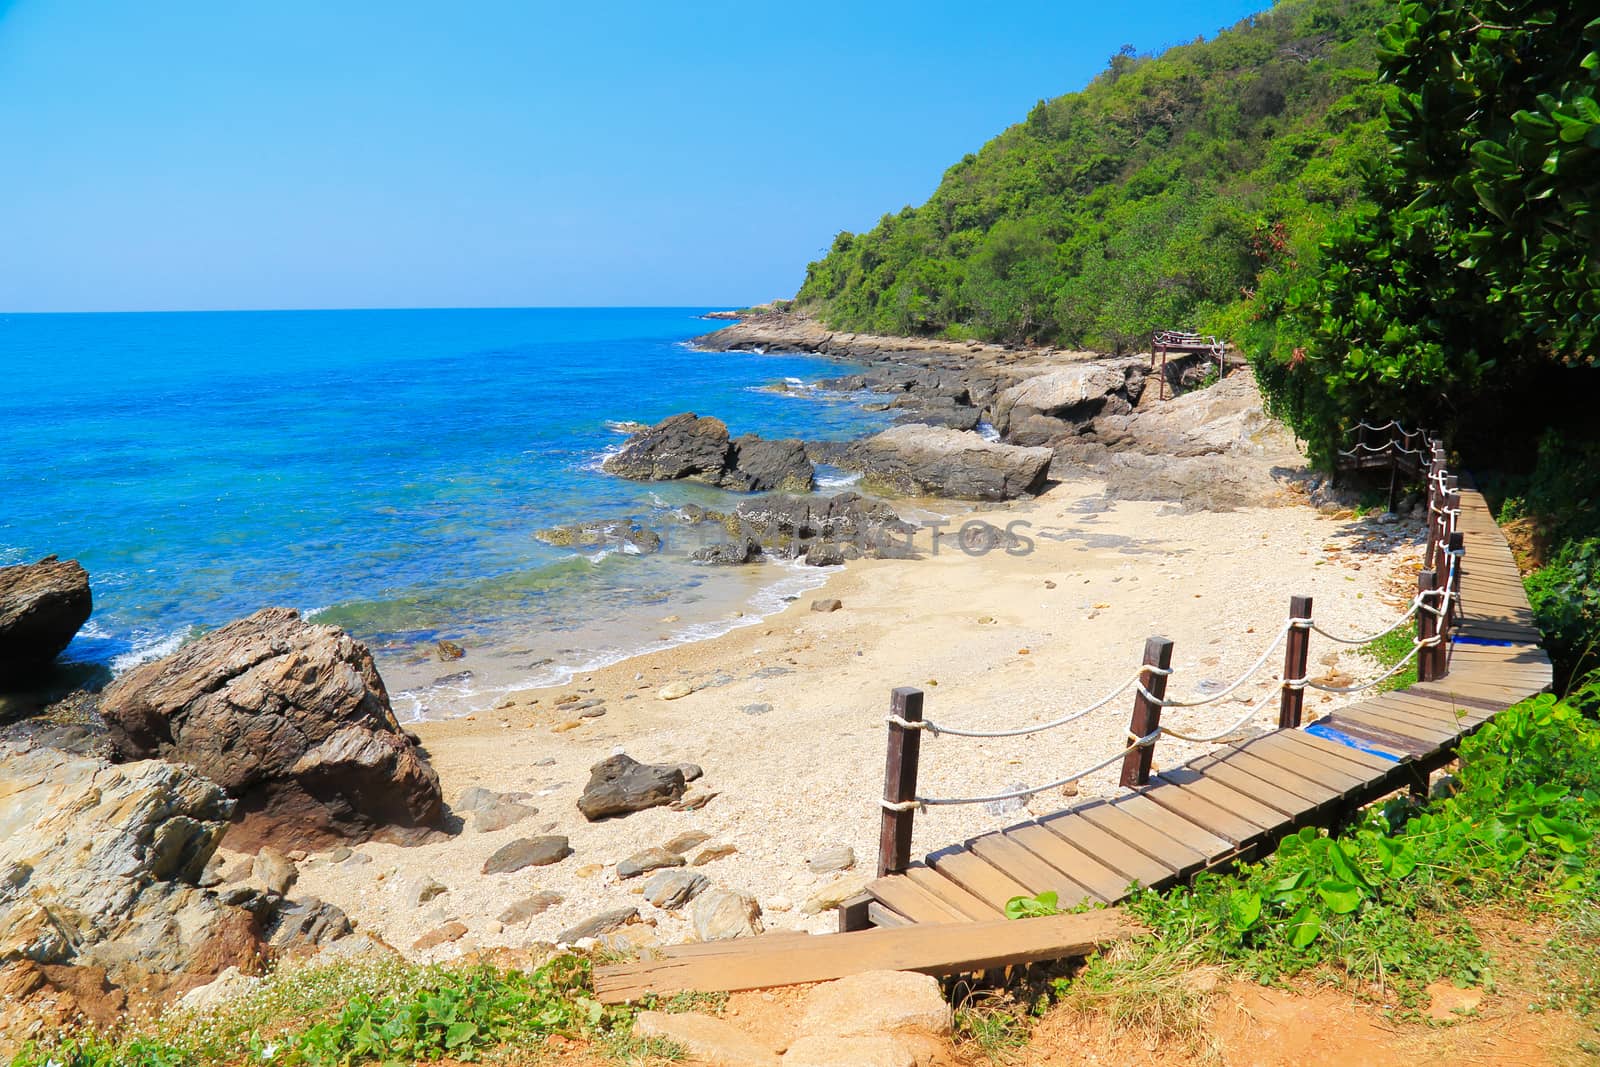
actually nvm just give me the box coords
[844,425,1053,500]
[0,744,267,1000]
[536,519,662,555]
[0,556,92,688]
[726,492,917,561]
[1054,370,1306,510]
[603,413,813,492]
[992,362,1143,445]
[99,608,444,852]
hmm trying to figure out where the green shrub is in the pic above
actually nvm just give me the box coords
[1528,540,1600,688]
[1072,681,1600,1007]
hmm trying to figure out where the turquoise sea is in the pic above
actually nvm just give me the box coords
[0,308,891,717]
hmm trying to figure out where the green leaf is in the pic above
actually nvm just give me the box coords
[1326,840,1368,888]
[1005,891,1060,919]
[1228,890,1263,931]
[1316,879,1365,914]
[1287,905,1322,949]
[445,1021,479,1049]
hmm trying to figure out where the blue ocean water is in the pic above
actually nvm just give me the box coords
[0,308,891,716]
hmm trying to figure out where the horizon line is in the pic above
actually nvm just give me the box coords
[0,302,762,316]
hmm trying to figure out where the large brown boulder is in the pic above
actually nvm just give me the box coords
[0,556,92,688]
[100,608,443,851]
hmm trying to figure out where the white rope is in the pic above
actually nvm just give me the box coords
[1308,598,1424,645]
[1159,685,1280,743]
[887,666,1173,740]
[879,798,922,812]
[906,730,1160,807]
[1338,440,1425,458]
[1136,617,1293,708]
[1287,638,1428,694]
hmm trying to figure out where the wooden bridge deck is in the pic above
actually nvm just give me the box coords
[855,483,1550,929]
[594,456,1550,1001]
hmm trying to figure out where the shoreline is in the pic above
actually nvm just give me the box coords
[265,466,1426,957]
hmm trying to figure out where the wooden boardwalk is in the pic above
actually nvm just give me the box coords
[852,477,1550,930]
[595,431,1551,1000]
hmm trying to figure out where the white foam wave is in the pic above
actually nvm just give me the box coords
[976,419,1001,443]
[816,468,862,490]
[583,441,626,473]
[111,626,193,673]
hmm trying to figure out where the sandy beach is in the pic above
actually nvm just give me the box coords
[252,470,1425,956]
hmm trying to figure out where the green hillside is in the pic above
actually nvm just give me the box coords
[795,0,1391,352]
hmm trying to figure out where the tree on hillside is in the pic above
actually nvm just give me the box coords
[795,0,1393,351]
[1258,1,1600,458]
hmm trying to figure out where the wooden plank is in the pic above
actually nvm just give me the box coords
[1456,622,1542,640]
[927,848,1034,911]
[867,902,913,928]
[1188,746,1343,805]
[967,833,1103,907]
[869,874,971,926]
[1277,728,1398,776]
[1003,823,1140,903]
[1383,688,1495,718]
[1138,777,1272,847]
[1149,768,1286,835]
[902,865,1004,921]
[656,931,818,960]
[1333,706,1454,747]
[1076,800,1212,875]
[1036,812,1179,889]
[1110,792,1235,860]
[1359,697,1479,735]
[1171,760,1321,819]
[593,910,1139,1002]
[1423,672,1543,700]
[1402,686,1512,712]
[1316,713,1436,758]
[1227,734,1371,794]
[1377,691,1487,726]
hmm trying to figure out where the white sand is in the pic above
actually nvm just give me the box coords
[247,473,1424,957]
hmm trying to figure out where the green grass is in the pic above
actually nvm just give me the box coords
[953,992,1033,1062]
[1358,625,1419,694]
[8,953,666,1067]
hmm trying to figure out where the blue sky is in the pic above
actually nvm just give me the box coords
[0,1,1268,312]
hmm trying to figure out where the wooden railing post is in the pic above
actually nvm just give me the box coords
[1120,637,1174,788]
[1281,595,1313,729]
[1437,532,1463,679]
[1416,570,1440,683]
[878,686,924,878]
[1386,436,1401,514]
[1429,470,1455,571]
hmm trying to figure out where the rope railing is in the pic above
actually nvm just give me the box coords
[873,429,1463,878]
[880,729,1161,811]
[1133,619,1294,708]
[882,666,1162,739]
